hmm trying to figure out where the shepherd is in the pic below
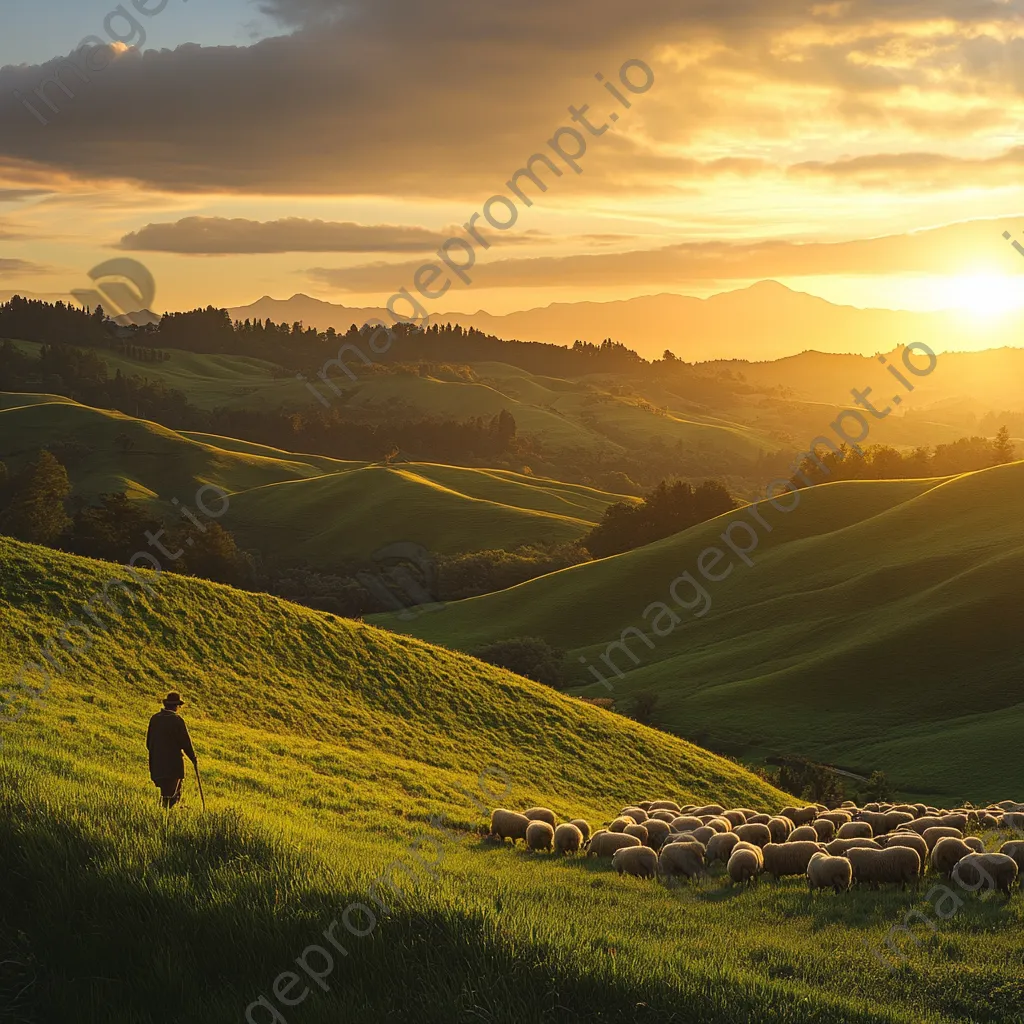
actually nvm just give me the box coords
[146,691,199,808]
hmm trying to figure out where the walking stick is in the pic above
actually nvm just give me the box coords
[192,760,206,811]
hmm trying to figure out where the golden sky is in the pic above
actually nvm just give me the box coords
[3,0,1024,319]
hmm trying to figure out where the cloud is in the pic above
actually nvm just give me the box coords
[0,258,53,276]
[119,216,474,253]
[308,217,1024,291]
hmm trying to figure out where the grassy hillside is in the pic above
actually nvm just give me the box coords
[0,396,628,565]
[378,462,1024,803]
[3,537,1022,1024]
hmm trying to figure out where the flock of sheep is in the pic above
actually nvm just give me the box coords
[488,798,1024,896]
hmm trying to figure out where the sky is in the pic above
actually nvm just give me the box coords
[4,0,1024,321]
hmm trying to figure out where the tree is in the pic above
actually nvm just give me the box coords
[0,450,71,546]
[629,690,661,726]
[68,493,165,563]
[183,522,244,585]
[474,637,567,689]
[993,425,1016,466]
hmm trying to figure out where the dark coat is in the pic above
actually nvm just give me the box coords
[146,710,197,781]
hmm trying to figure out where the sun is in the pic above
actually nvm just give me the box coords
[947,272,1024,320]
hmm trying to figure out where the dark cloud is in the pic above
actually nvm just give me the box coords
[308,217,1024,292]
[0,257,53,276]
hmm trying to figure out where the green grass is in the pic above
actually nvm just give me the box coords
[378,462,1024,803]
[2,536,1022,1024]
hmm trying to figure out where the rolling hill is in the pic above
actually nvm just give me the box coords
[376,461,1024,803]
[2,536,1020,1024]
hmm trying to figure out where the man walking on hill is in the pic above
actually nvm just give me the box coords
[146,691,198,808]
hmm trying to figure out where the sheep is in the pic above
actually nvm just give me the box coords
[659,841,706,881]
[848,847,920,890]
[721,810,747,828]
[780,806,818,826]
[836,821,873,840]
[952,853,1018,898]
[1002,811,1024,832]
[825,837,882,856]
[732,840,765,866]
[807,852,853,894]
[745,813,772,825]
[762,842,825,879]
[612,845,659,878]
[766,817,795,843]
[525,820,555,852]
[569,819,591,843]
[642,818,671,850]
[624,823,649,844]
[980,812,1003,829]
[704,817,733,833]
[649,810,677,823]
[922,826,964,852]
[996,800,1024,811]
[881,833,928,875]
[637,801,653,811]
[727,847,762,886]
[964,836,985,853]
[810,818,836,843]
[523,807,557,827]
[552,822,584,856]
[589,831,642,858]
[938,812,969,833]
[669,815,704,833]
[903,816,945,835]
[930,837,974,878]
[490,809,530,844]
[647,800,681,813]
[608,817,634,833]
[787,825,820,843]
[817,810,852,828]
[705,831,742,864]
[619,806,648,823]
[998,841,1024,878]
[734,822,772,848]
[694,803,725,817]
[856,810,913,836]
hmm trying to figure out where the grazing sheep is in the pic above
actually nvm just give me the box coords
[980,812,1003,829]
[904,816,945,835]
[746,813,772,825]
[525,820,555,853]
[734,822,772,848]
[996,800,1024,811]
[608,817,634,833]
[767,817,795,843]
[706,832,742,864]
[997,842,1024,885]
[836,821,873,840]
[732,840,765,866]
[688,826,718,847]
[964,836,985,853]
[1002,811,1024,832]
[780,806,818,826]
[642,818,671,850]
[669,815,704,833]
[553,823,584,856]
[612,845,659,878]
[569,819,591,843]
[694,804,726,817]
[938,812,969,833]
[637,801,653,811]
[881,833,928,875]
[523,807,557,827]
[810,818,836,842]
[807,852,853,894]
[704,816,733,833]
[922,826,963,852]
[727,847,762,886]
[660,841,706,881]
[848,847,920,890]
[619,806,649,823]
[817,810,852,827]
[490,809,531,844]
[762,841,825,879]
[649,810,677,823]
[721,810,747,828]
[589,831,642,858]
[624,823,649,844]
[787,825,820,843]
[952,853,1018,898]
[930,837,973,879]
[856,810,913,836]
[648,800,681,813]
[825,837,882,856]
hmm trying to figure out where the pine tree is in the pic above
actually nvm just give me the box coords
[993,425,1016,465]
[0,450,71,545]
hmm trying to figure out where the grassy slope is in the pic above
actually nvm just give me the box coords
[379,463,1024,803]
[3,537,1022,1024]
[0,396,628,564]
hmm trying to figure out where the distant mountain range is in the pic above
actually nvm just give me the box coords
[224,281,1022,362]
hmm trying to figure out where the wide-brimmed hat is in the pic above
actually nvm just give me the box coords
[162,691,185,708]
